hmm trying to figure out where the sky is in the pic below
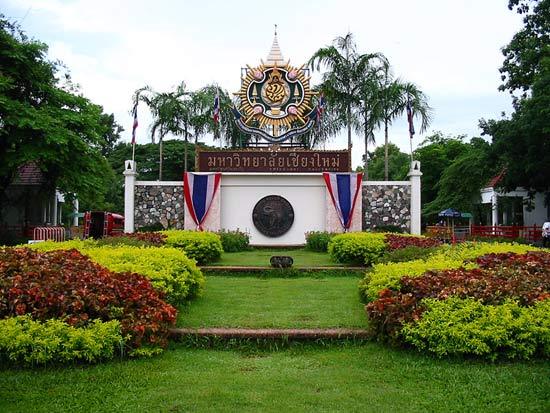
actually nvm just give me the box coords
[3,0,524,168]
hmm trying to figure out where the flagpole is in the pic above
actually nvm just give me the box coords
[131,101,139,163]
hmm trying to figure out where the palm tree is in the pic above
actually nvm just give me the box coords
[376,67,432,180]
[133,82,194,179]
[309,33,358,152]
[353,53,388,179]
[309,33,388,173]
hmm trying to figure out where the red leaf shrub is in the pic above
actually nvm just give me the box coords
[384,234,442,251]
[108,232,167,246]
[0,248,176,349]
[366,251,550,340]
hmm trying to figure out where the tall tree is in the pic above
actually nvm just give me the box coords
[376,66,432,180]
[0,17,115,215]
[309,33,359,153]
[366,143,410,181]
[481,0,549,201]
[133,82,194,178]
[309,33,388,171]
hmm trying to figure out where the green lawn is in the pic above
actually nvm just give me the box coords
[212,248,350,267]
[2,344,548,413]
[178,276,366,328]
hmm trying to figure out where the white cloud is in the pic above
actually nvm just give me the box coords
[5,0,523,167]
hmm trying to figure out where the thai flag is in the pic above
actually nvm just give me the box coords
[323,172,363,230]
[131,102,139,145]
[183,172,222,230]
[406,98,415,139]
[213,91,220,124]
[316,93,325,124]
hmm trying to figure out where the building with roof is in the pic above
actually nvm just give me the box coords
[479,172,549,226]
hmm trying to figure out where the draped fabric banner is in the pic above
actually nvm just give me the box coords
[183,172,221,230]
[323,172,363,230]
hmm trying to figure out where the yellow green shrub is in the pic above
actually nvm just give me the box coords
[26,241,205,304]
[401,298,550,360]
[328,232,386,265]
[84,246,204,304]
[161,230,223,265]
[359,242,539,302]
[0,316,124,365]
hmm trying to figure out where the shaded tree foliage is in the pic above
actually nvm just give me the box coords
[0,17,117,214]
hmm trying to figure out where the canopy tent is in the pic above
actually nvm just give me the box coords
[438,208,462,218]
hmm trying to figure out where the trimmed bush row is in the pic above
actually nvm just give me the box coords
[305,231,336,252]
[326,232,443,266]
[0,248,176,353]
[328,233,387,265]
[28,241,205,305]
[359,242,538,303]
[365,251,550,360]
[162,230,223,264]
[0,316,124,365]
[217,229,250,252]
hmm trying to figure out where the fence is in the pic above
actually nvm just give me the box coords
[33,226,65,242]
[470,225,541,242]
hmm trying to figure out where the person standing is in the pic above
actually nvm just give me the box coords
[542,221,550,247]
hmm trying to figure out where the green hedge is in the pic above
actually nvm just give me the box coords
[305,231,336,252]
[27,241,205,304]
[162,230,223,264]
[359,242,539,303]
[84,246,204,304]
[328,233,386,265]
[402,298,550,360]
[0,316,124,365]
[217,229,250,252]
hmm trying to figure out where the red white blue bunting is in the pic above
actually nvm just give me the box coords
[183,172,221,230]
[323,172,363,230]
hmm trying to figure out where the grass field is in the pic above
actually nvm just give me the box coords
[2,344,548,413]
[177,276,366,328]
[211,248,350,267]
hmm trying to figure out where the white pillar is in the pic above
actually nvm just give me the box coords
[52,192,58,226]
[123,160,137,233]
[408,160,422,235]
[73,199,79,227]
[492,193,499,226]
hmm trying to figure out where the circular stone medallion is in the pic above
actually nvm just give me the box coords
[252,195,294,237]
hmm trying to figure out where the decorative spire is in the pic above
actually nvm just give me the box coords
[266,24,284,66]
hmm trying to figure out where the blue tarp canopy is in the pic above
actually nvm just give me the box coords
[438,208,462,218]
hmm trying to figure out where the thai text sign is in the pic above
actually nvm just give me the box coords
[196,149,350,173]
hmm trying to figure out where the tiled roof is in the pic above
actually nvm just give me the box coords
[486,170,505,188]
[12,163,46,186]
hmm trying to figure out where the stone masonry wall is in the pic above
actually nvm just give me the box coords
[135,185,184,230]
[362,184,411,231]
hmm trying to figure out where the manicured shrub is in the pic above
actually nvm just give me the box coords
[26,241,205,304]
[384,234,442,250]
[401,298,550,360]
[0,316,124,365]
[98,232,167,247]
[377,246,439,264]
[217,229,250,252]
[162,230,223,264]
[0,248,176,351]
[84,246,204,304]
[305,231,336,252]
[365,251,550,359]
[359,242,539,303]
[137,222,166,232]
[328,232,386,265]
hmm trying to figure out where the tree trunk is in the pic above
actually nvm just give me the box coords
[184,124,188,173]
[159,138,163,181]
[347,103,352,152]
[384,119,389,181]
